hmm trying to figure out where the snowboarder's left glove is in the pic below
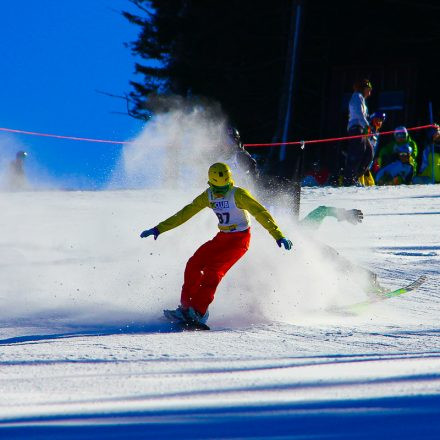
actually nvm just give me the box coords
[344,209,363,224]
[140,227,159,240]
[337,209,363,225]
[277,237,293,250]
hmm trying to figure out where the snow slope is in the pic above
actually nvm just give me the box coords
[1,184,440,439]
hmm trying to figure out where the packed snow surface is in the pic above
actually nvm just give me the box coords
[1,184,439,438]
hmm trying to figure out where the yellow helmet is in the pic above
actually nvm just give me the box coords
[208,162,233,187]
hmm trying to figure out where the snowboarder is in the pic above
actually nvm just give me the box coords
[299,205,383,294]
[140,162,292,328]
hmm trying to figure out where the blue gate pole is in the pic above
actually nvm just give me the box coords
[428,102,435,184]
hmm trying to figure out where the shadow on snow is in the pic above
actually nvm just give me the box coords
[1,395,440,439]
[0,321,184,345]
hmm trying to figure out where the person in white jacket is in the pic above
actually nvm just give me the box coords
[343,78,373,186]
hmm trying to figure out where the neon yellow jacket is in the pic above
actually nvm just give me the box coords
[156,186,284,241]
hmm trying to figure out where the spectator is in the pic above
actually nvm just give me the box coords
[414,124,440,184]
[369,112,386,161]
[7,150,28,190]
[376,126,418,173]
[360,111,386,186]
[375,144,414,185]
[343,78,373,186]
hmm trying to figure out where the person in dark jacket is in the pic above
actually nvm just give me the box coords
[218,126,259,184]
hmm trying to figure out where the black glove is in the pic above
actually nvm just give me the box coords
[342,209,363,225]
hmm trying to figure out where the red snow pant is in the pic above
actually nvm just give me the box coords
[180,228,251,315]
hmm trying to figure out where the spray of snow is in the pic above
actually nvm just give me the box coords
[110,101,234,189]
[107,99,373,327]
[0,100,400,330]
[0,135,26,190]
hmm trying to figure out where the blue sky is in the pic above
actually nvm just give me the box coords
[0,0,146,189]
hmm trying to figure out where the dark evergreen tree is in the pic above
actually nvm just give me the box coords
[123,0,440,183]
[123,1,292,145]
[122,1,185,119]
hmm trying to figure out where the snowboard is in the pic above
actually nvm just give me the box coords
[334,275,427,315]
[163,309,210,331]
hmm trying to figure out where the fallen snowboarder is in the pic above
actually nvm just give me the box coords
[299,205,384,295]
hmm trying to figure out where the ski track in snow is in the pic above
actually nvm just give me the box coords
[1,185,440,439]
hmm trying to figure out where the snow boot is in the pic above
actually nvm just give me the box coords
[164,305,209,327]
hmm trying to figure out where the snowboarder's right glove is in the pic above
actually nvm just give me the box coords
[140,227,160,240]
[277,237,293,250]
[338,208,363,225]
